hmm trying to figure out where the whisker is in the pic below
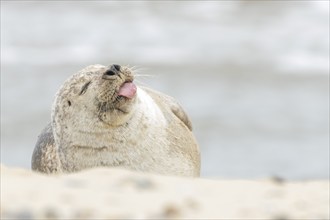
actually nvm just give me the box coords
[134,74,155,78]
[134,79,150,87]
[125,64,138,71]
[126,64,149,73]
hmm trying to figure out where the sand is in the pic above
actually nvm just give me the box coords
[1,164,329,219]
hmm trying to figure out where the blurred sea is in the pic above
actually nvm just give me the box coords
[1,1,329,179]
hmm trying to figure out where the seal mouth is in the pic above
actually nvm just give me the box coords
[117,81,137,99]
[97,65,137,118]
[97,80,137,116]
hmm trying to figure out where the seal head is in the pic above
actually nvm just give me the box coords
[54,64,137,128]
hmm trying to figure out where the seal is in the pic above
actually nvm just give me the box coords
[32,64,200,177]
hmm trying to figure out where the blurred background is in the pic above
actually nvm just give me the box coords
[1,1,329,180]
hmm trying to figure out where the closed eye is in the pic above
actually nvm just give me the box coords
[79,81,91,95]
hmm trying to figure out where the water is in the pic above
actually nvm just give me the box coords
[1,1,329,179]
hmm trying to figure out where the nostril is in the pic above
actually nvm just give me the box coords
[113,64,121,71]
[103,64,121,77]
[104,69,116,76]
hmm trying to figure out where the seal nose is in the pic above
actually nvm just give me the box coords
[113,64,121,71]
[104,64,121,76]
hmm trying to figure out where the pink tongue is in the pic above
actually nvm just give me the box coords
[118,82,137,99]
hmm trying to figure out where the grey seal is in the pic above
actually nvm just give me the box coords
[32,64,200,177]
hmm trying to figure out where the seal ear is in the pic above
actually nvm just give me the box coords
[67,100,72,106]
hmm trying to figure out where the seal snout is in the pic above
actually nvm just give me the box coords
[104,64,121,76]
[101,64,137,99]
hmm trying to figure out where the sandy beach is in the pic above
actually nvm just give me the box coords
[1,164,329,219]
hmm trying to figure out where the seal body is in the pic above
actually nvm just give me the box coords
[32,64,200,177]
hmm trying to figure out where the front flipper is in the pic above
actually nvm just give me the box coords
[31,123,61,173]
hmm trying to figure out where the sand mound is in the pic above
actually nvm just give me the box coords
[1,164,329,219]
